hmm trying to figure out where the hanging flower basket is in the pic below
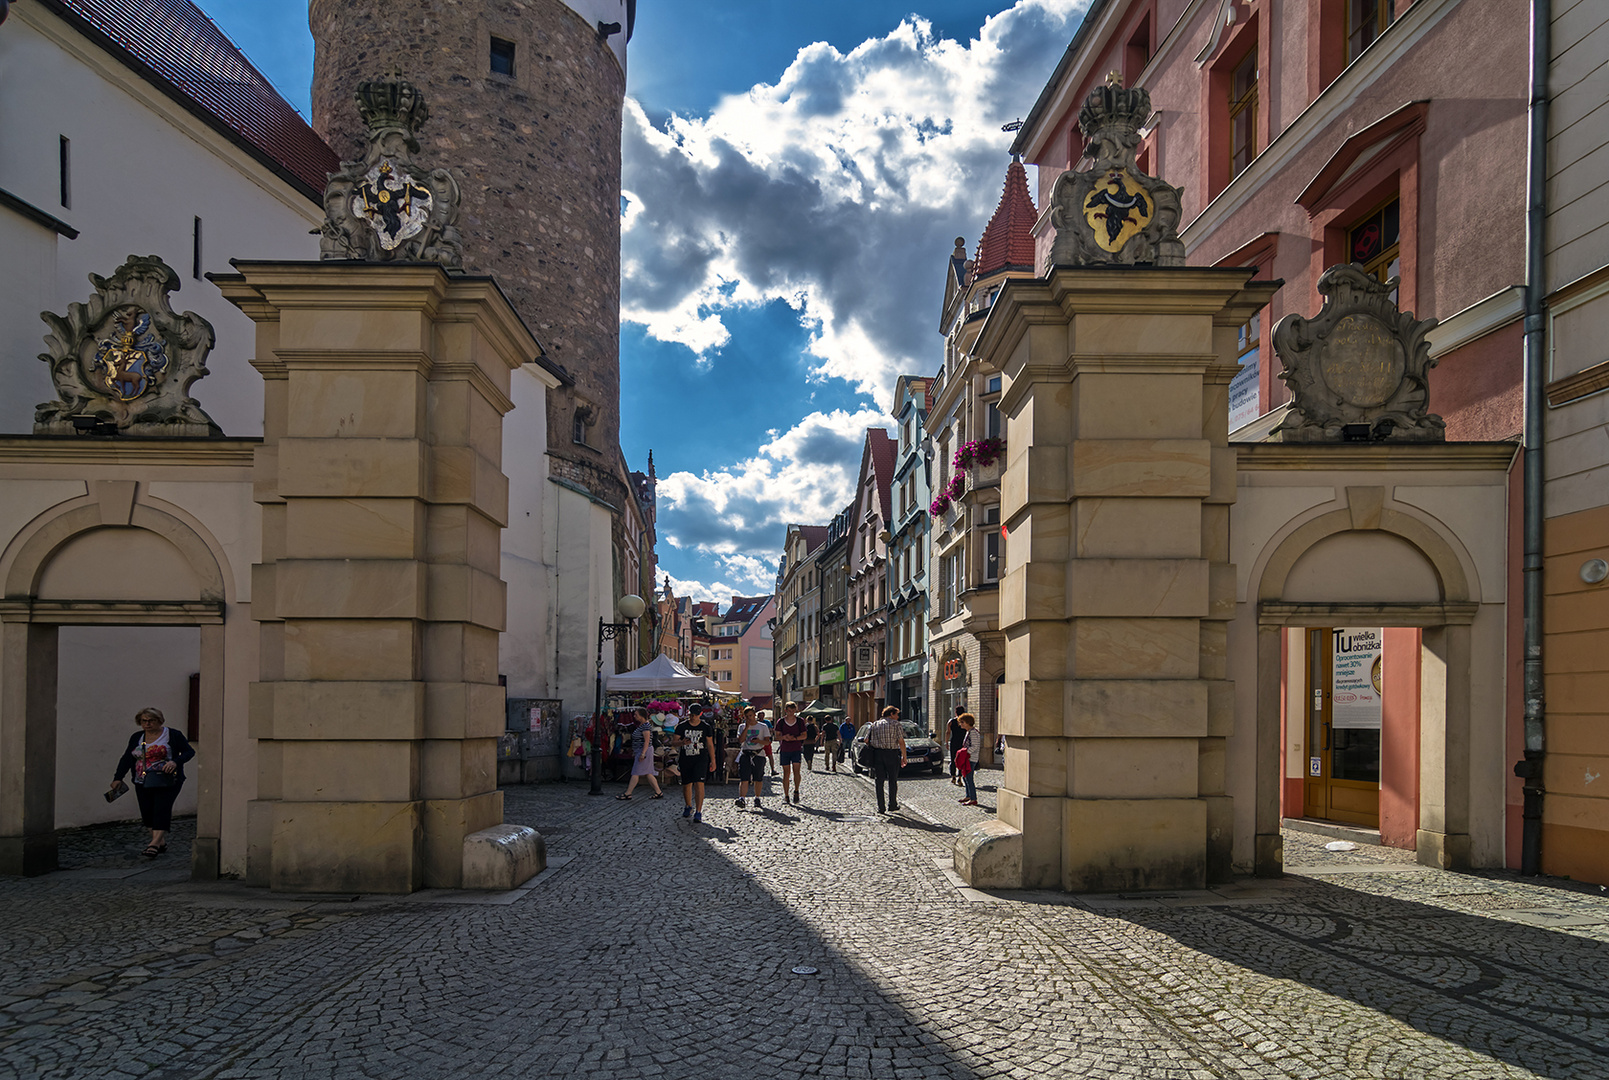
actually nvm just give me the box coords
[930,491,952,515]
[954,438,1005,471]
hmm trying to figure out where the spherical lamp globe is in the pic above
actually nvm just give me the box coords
[616,594,647,620]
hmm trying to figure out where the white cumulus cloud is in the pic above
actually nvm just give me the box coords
[621,0,1090,410]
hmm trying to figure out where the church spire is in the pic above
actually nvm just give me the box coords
[973,158,1038,279]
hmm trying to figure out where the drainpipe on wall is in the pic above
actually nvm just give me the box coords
[1516,0,1551,877]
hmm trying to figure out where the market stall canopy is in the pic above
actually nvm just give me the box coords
[798,700,845,717]
[606,654,722,693]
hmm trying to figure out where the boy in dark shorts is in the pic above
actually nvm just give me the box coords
[774,701,808,804]
[675,704,717,822]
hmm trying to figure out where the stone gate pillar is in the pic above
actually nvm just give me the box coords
[217,262,538,892]
[955,266,1275,891]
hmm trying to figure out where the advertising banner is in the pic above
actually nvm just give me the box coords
[1228,346,1260,431]
[1331,627,1383,730]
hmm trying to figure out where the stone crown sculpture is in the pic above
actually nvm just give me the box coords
[1048,78,1184,267]
[35,255,220,437]
[1272,263,1445,442]
[319,76,463,266]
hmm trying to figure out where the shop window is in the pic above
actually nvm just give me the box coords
[490,36,516,77]
[1347,0,1394,64]
[1349,196,1401,300]
[1229,50,1258,178]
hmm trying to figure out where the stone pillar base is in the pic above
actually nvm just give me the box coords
[1064,798,1206,892]
[190,837,220,882]
[954,820,1023,888]
[1416,829,1471,871]
[0,835,57,877]
[1254,831,1284,877]
[462,824,545,890]
[268,801,422,893]
[422,791,504,888]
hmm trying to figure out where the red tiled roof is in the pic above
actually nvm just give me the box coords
[973,159,1038,278]
[45,0,337,201]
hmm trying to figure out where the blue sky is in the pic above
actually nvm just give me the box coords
[192,0,1090,604]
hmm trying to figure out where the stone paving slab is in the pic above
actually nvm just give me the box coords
[3,767,1608,1079]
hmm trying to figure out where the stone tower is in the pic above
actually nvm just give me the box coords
[308,0,633,503]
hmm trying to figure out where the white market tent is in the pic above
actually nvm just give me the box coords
[605,653,724,694]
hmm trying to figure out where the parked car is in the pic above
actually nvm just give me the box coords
[850,721,944,775]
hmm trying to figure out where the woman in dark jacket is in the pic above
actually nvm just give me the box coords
[108,707,195,858]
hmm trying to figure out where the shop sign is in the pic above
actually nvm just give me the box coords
[851,676,879,692]
[940,650,966,685]
[854,646,874,671]
[891,659,921,679]
[1331,627,1382,730]
[819,663,846,686]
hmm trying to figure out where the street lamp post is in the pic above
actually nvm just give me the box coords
[590,593,646,795]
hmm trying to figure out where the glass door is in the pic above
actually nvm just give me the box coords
[1302,628,1381,827]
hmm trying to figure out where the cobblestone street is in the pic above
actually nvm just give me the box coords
[4,768,1608,1080]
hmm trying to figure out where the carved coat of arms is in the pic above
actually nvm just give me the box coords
[319,77,463,266]
[1272,263,1445,442]
[35,255,220,436]
[1049,80,1184,267]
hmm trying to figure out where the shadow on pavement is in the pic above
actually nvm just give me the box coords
[1115,874,1609,1077]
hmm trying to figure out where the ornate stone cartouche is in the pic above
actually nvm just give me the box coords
[1272,263,1445,442]
[1048,79,1184,268]
[318,76,463,266]
[35,255,220,437]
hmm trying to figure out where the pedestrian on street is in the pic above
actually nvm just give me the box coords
[774,701,808,804]
[821,715,841,773]
[802,715,819,772]
[947,705,967,786]
[108,707,195,858]
[838,718,855,766]
[618,707,664,800]
[864,705,907,814]
[674,704,717,822]
[732,706,771,810]
[956,712,981,806]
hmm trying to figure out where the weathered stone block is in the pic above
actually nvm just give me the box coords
[279,741,418,802]
[954,820,1023,888]
[268,799,423,893]
[275,559,426,620]
[1068,439,1211,498]
[1069,738,1200,799]
[249,679,425,741]
[1071,617,1200,678]
[1065,679,1208,738]
[283,499,427,560]
[1074,497,1202,557]
[277,437,428,499]
[462,823,545,891]
[1066,558,1208,618]
[1063,798,1206,892]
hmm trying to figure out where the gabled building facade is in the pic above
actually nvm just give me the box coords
[775,524,828,706]
[816,506,853,712]
[887,376,933,729]
[847,429,896,727]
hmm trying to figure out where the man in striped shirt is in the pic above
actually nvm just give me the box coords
[864,705,907,814]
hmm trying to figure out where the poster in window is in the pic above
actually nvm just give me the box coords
[1228,347,1260,431]
[1331,627,1382,729]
